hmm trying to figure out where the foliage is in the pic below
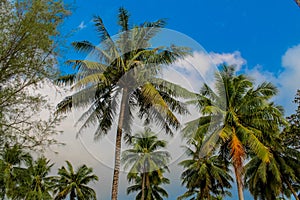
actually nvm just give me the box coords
[56,7,192,200]
[127,172,170,200]
[13,157,55,200]
[178,134,232,200]
[245,146,300,200]
[244,90,300,200]
[0,0,69,150]
[53,161,98,200]
[183,66,285,200]
[282,90,300,150]
[122,128,170,200]
[0,145,98,200]
[0,144,31,199]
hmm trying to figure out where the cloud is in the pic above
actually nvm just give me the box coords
[278,44,300,114]
[244,65,277,85]
[209,51,246,70]
[78,21,87,30]
[168,51,246,92]
[243,44,300,115]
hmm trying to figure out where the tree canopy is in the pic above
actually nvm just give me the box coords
[0,0,69,150]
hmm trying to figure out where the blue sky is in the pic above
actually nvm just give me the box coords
[60,0,300,113]
[53,0,300,199]
[62,0,300,73]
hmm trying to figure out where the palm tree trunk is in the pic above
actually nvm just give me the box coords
[111,88,128,200]
[141,172,145,200]
[70,189,76,200]
[234,164,244,200]
[146,172,150,199]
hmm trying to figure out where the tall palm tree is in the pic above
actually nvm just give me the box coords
[184,66,284,200]
[53,161,98,200]
[56,7,192,200]
[0,144,32,199]
[178,134,232,200]
[122,128,170,200]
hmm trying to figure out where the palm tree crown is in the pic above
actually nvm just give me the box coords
[122,128,171,200]
[53,161,98,200]
[0,144,32,199]
[179,133,232,200]
[21,157,54,200]
[184,65,284,200]
[56,7,192,200]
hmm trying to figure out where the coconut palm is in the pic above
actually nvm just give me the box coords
[183,66,284,200]
[122,128,170,200]
[53,161,98,200]
[178,134,232,200]
[18,157,55,200]
[244,90,300,200]
[245,137,300,200]
[0,144,32,199]
[56,7,192,200]
[127,171,170,200]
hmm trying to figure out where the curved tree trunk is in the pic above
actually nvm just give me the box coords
[234,165,244,200]
[111,88,128,200]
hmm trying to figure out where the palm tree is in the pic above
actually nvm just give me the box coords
[245,137,300,200]
[53,161,98,200]
[178,134,232,200]
[0,144,32,199]
[127,171,170,200]
[122,128,170,200]
[19,157,55,200]
[184,66,284,200]
[56,7,192,200]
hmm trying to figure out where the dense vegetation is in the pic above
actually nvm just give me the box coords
[0,1,299,200]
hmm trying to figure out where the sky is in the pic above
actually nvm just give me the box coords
[44,0,300,199]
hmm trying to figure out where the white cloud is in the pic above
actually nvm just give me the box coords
[244,65,277,85]
[78,21,87,30]
[168,50,246,92]
[209,51,246,70]
[278,44,300,114]
[243,44,300,115]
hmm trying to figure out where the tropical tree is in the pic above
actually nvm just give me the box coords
[0,144,32,199]
[53,161,98,200]
[283,90,300,150]
[183,66,284,200]
[178,134,232,200]
[0,0,68,150]
[245,128,300,200]
[56,7,192,200]
[17,157,55,200]
[122,128,171,200]
[127,171,170,200]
